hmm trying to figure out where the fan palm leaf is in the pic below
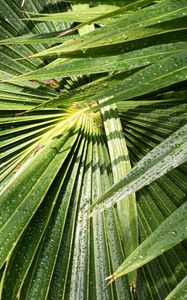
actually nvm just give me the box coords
[0,1,186,299]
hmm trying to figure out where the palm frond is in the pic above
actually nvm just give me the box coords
[0,1,186,299]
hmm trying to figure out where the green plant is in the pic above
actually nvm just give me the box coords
[0,0,187,299]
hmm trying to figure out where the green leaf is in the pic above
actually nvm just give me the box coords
[7,41,187,81]
[165,276,187,300]
[0,1,186,299]
[0,133,81,300]
[88,49,187,110]
[23,5,118,23]
[101,103,138,288]
[88,123,187,214]
[22,0,161,27]
[106,201,187,282]
[0,128,78,270]
[23,1,187,58]
[0,32,74,45]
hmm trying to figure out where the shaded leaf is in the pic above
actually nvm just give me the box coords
[106,201,187,281]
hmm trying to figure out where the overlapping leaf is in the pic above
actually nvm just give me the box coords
[106,201,187,282]
[88,123,187,215]
[0,1,186,300]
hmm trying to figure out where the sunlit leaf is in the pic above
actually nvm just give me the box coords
[88,124,187,214]
[0,1,186,299]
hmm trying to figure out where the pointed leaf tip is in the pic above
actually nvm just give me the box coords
[105,273,116,285]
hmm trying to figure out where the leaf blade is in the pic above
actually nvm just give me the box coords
[109,201,187,280]
[88,123,187,214]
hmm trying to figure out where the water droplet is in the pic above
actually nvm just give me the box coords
[171,231,176,235]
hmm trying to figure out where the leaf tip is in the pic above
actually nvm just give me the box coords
[15,57,28,61]
[129,284,136,295]
[105,273,116,285]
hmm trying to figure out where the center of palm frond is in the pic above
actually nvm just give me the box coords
[65,103,103,136]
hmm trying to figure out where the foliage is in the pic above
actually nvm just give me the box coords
[0,0,187,299]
